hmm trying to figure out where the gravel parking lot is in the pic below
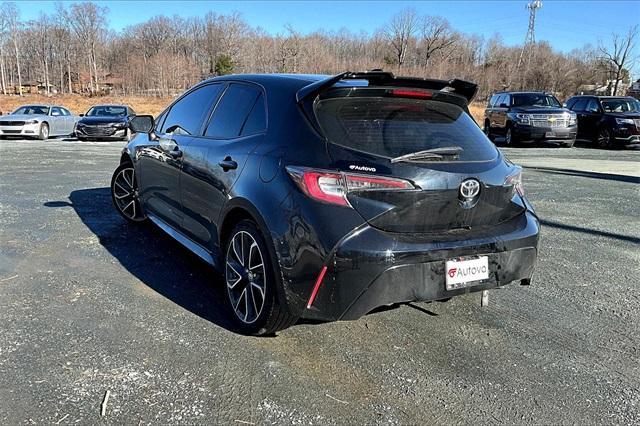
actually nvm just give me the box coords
[0,138,639,424]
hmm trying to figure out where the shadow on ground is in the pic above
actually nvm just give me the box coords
[44,187,237,333]
[524,166,640,184]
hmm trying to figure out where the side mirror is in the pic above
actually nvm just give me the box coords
[130,115,154,133]
[79,113,84,117]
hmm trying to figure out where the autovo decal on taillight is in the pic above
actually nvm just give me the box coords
[286,166,416,207]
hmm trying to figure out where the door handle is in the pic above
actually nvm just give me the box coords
[218,156,238,171]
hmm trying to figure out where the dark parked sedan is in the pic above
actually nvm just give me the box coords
[565,95,640,148]
[75,105,136,141]
[110,71,540,335]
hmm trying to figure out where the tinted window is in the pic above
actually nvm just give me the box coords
[161,84,223,135]
[60,108,71,116]
[572,98,588,112]
[512,93,561,108]
[87,106,127,117]
[601,98,640,112]
[51,107,63,116]
[205,84,261,138]
[488,95,498,107]
[240,94,266,136]
[586,99,600,113]
[315,97,498,162]
[128,108,136,116]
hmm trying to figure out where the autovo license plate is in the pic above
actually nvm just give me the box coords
[445,256,489,290]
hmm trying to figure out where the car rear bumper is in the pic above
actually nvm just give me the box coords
[513,124,577,144]
[302,211,539,321]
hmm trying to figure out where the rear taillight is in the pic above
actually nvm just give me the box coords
[505,167,524,197]
[287,166,415,207]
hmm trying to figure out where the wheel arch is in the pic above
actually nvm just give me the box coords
[217,198,294,313]
[218,198,272,251]
[119,148,134,165]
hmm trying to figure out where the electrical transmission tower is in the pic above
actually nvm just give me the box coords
[517,0,542,70]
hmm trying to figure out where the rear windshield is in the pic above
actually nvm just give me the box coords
[315,97,498,162]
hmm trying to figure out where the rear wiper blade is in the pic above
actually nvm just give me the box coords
[390,146,463,163]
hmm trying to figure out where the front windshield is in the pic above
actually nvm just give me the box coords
[86,106,127,117]
[512,94,562,108]
[13,105,49,115]
[601,98,640,113]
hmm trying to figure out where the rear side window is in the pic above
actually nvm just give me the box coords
[240,93,266,136]
[586,99,600,113]
[161,83,224,135]
[315,98,498,162]
[571,98,588,112]
[205,84,262,139]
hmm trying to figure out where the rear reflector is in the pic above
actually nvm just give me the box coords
[390,89,433,99]
[287,166,415,207]
[307,266,328,309]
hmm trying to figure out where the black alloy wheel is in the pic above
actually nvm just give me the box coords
[111,163,147,223]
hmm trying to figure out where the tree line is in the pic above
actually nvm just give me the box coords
[0,3,636,100]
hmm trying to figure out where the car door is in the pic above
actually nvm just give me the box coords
[583,98,602,138]
[571,98,589,139]
[50,107,64,136]
[496,94,510,133]
[180,83,267,253]
[136,83,223,230]
[60,107,74,134]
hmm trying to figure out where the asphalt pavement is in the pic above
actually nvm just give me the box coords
[0,138,639,424]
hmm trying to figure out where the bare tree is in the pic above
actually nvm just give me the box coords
[384,8,419,68]
[417,16,456,67]
[1,3,22,95]
[599,25,638,95]
[63,2,108,93]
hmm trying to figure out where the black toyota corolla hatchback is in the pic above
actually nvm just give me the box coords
[111,71,539,335]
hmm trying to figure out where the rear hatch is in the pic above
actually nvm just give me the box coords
[314,88,525,233]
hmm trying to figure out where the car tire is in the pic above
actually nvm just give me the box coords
[484,120,493,141]
[596,127,613,149]
[223,219,297,335]
[504,126,515,146]
[38,123,49,140]
[110,163,147,223]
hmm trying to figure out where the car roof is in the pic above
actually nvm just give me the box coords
[89,104,130,108]
[493,91,549,95]
[201,73,385,91]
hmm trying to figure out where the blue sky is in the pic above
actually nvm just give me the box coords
[16,1,640,74]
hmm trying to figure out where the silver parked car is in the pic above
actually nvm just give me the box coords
[0,105,78,140]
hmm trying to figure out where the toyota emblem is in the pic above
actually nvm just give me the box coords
[459,179,481,199]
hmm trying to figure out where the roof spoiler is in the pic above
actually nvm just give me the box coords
[295,70,478,104]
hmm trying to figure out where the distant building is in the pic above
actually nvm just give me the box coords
[627,79,640,100]
[576,79,630,96]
